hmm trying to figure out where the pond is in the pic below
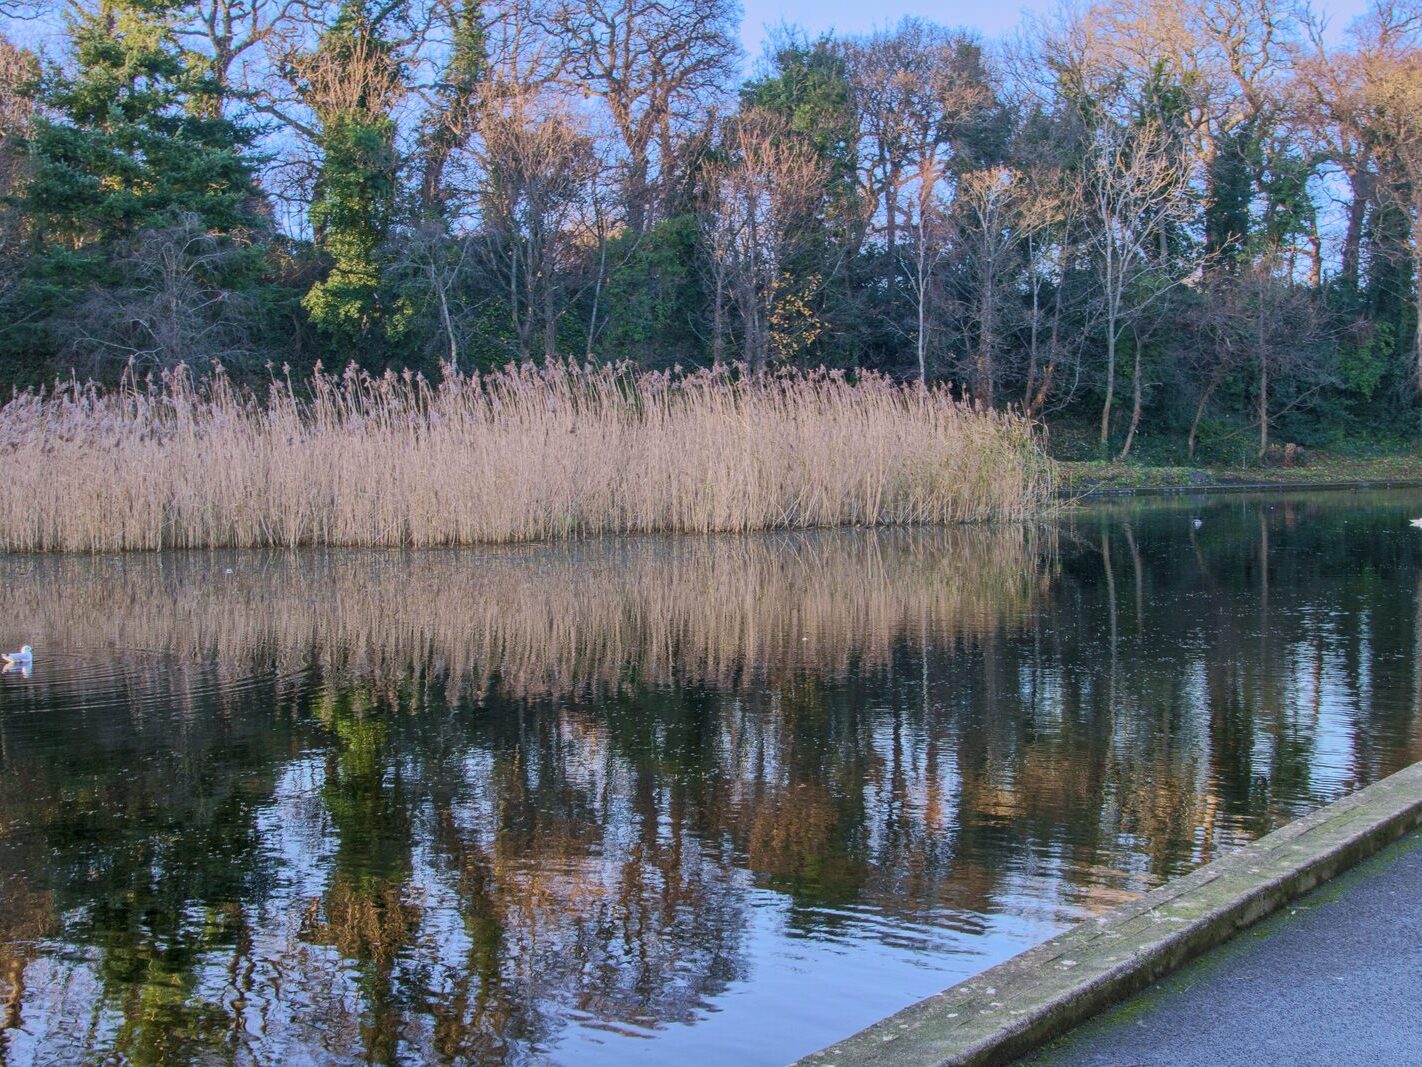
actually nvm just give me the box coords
[1,490,1421,1065]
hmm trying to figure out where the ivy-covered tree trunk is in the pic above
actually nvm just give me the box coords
[416,1,486,218]
[297,1,404,348]
[304,114,398,344]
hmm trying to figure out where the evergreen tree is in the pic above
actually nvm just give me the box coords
[15,0,269,374]
[26,1,262,247]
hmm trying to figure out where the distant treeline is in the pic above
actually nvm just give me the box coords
[0,0,1420,460]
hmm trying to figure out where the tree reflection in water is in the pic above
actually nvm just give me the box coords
[1,494,1421,1063]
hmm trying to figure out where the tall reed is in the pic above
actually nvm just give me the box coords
[0,362,1052,551]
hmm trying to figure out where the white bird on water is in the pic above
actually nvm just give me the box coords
[1412,519,1422,529]
[2,644,32,668]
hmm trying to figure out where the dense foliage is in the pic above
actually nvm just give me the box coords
[1,0,1421,460]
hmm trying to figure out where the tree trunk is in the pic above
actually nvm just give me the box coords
[1414,234,1422,400]
[626,154,650,236]
[1029,268,1068,418]
[711,269,725,369]
[1257,344,1269,463]
[1099,315,1118,448]
[1117,334,1143,460]
[977,277,995,406]
[1023,275,1041,412]
[436,279,457,368]
[585,231,607,359]
[1307,222,1322,290]
[1415,276,1422,399]
[916,282,927,384]
[419,145,450,218]
[884,174,899,306]
[1341,164,1370,289]
[741,269,764,372]
[1188,372,1223,461]
[915,224,928,384]
[543,284,558,361]
[511,243,531,362]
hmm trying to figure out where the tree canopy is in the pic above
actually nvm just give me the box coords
[1,0,1421,458]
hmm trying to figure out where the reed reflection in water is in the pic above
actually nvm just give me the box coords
[0,525,1044,703]
[1,495,1421,1065]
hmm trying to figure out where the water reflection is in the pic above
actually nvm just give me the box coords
[1,495,1420,1064]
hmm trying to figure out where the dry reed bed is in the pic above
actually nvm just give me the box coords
[0,527,1051,702]
[0,363,1051,551]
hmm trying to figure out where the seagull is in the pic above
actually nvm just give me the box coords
[1411,519,1422,529]
[1,644,31,668]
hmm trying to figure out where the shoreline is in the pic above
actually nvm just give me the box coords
[795,759,1422,1067]
[1059,476,1422,499]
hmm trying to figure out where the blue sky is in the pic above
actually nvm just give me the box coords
[738,0,1375,62]
[1,0,1381,68]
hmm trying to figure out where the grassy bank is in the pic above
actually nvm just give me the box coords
[0,363,1051,552]
[1059,451,1422,494]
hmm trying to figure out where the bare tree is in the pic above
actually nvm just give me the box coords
[1294,13,1375,290]
[412,0,488,218]
[59,216,263,372]
[474,83,597,361]
[844,20,994,324]
[1086,119,1194,450]
[1190,252,1331,460]
[1037,0,1298,248]
[385,222,476,366]
[548,0,738,234]
[1019,165,1090,418]
[1183,293,1245,460]
[280,14,407,128]
[409,0,570,221]
[700,111,826,370]
[177,0,304,115]
[952,167,1036,404]
[1334,2,1422,393]
[899,153,949,385]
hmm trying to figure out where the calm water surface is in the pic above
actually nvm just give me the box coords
[2,491,1422,1064]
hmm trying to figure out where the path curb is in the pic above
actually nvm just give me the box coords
[794,759,1422,1067]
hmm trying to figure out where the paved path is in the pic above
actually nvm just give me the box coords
[1024,828,1422,1067]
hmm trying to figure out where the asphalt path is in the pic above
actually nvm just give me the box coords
[1024,827,1422,1067]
